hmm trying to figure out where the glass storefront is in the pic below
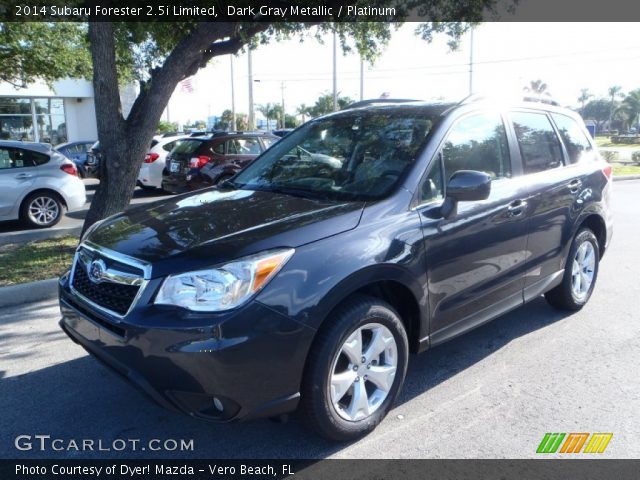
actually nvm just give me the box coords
[0,97,67,144]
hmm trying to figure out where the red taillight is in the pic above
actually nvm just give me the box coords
[60,163,77,176]
[144,152,160,163]
[189,155,210,169]
[602,163,612,180]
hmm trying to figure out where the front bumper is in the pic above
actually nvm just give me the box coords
[58,276,315,422]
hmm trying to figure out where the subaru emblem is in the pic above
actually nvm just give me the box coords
[87,259,107,284]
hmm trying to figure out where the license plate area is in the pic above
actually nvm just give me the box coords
[170,161,180,172]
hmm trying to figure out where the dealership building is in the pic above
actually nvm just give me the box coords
[0,78,136,145]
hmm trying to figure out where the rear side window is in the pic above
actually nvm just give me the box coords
[0,147,49,168]
[551,114,595,164]
[262,137,276,148]
[162,140,182,152]
[511,112,564,174]
[172,139,203,155]
[228,138,262,155]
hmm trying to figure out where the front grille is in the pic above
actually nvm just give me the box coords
[72,265,140,316]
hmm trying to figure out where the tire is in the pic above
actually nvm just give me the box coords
[545,228,600,311]
[20,191,64,228]
[300,295,409,441]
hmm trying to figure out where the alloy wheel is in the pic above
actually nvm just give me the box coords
[329,322,398,422]
[27,196,60,226]
[571,240,595,300]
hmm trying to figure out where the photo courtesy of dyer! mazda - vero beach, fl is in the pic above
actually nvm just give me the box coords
[59,95,612,441]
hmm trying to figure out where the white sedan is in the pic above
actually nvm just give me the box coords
[137,135,188,190]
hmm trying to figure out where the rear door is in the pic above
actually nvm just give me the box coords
[0,147,45,216]
[506,110,585,300]
[226,136,263,168]
[416,110,531,344]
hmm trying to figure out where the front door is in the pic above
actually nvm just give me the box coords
[415,111,531,344]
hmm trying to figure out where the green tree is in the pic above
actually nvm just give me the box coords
[524,79,549,95]
[296,104,310,123]
[582,99,611,131]
[618,89,640,130]
[235,113,248,132]
[607,85,624,129]
[0,4,504,232]
[257,103,282,129]
[156,120,178,133]
[284,114,299,129]
[578,88,593,114]
[0,23,91,88]
[308,92,355,117]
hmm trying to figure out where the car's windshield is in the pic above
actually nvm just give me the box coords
[232,108,438,201]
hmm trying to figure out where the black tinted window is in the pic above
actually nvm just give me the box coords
[172,139,203,155]
[512,112,563,174]
[441,112,511,180]
[551,114,595,164]
[0,147,49,168]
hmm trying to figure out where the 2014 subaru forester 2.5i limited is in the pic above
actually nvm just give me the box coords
[59,95,612,441]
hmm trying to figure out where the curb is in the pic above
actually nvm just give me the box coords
[613,175,640,182]
[0,278,59,308]
[0,225,82,246]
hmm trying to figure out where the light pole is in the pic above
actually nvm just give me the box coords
[280,81,286,128]
[333,30,338,112]
[230,55,236,131]
[248,48,255,130]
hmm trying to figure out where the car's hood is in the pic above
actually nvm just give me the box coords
[87,187,365,277]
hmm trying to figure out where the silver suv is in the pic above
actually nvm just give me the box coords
[0,141,86,228]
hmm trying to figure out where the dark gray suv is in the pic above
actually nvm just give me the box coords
[59,95,612,440]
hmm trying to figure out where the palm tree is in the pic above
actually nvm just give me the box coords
[607,86,623,130]
[296,104,309,123]
[618,90,640,131]
[578,88,593,114]
[256,103,279,130]
[524,79,549,95]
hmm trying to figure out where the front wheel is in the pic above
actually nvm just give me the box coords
[545,228,600,310]
[300,295,408,441]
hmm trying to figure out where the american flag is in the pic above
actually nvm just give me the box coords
[180,78,195,93]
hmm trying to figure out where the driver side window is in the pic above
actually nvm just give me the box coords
[418,112,510,204]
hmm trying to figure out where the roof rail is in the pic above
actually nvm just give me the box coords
[459,93,561,107]
[347,98,422,109]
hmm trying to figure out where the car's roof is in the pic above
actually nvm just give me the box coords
[0,140,53,153]
[185,131,278,141]
[54,140,95,149]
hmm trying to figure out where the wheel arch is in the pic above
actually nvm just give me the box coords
[576,213,607,258]
[20,188,67,211]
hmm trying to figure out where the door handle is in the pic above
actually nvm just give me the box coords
[567,179,582,193]
[507,199,528,217]
[15,173,32,179]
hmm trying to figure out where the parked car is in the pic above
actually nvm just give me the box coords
[0,141,86,228]
[59,96,612,440]
[84,141,102,179]
[162,131,278,193]
[54,141,96,178]
[272,128,293,138]
[137,135,188,190]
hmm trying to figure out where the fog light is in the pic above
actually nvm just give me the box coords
[213,397,224,411]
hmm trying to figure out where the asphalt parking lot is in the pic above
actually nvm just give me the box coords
[1,180,639,459]
[0,180,167,244]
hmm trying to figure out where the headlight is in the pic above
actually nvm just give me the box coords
[154,248,294,312]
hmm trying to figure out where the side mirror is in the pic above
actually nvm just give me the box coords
[440,170,491,219]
